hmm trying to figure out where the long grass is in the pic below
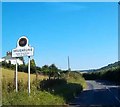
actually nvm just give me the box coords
[2,68,65,105]
[2,68,48,83]
[2,90,65,105]
[2,68,87,105]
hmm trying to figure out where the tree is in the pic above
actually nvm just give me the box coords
[36,66,42,73]
[41,65,49,75]
[49,64,58,79]
[30,59,36,74]
[6,61,11,68]
[1,61,6,67]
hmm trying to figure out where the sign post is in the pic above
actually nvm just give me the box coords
[28,56,30,95]
[12,36,34,95]
[16,59,18,92]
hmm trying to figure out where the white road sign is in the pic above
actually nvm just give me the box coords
[12,47,34,57]
[12,36,34,95]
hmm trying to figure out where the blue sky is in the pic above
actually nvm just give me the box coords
[2,2,118,70]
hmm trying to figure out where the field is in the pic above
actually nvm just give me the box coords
[1,68,87,105]
[2,68,48,83]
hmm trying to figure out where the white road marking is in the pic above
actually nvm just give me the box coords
[105,86,120,104]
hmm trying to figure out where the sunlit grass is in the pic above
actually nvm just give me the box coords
[2,90,65,105]
[2,68,48,83]
[2,68,65,105]
[2,68,87,105]
[65,72,87,89]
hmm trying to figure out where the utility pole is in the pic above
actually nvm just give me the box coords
[68,56,71,72]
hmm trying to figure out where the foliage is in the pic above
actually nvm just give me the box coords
[29,59,36,74]
[2,89,65,105]
[39,71,87,102]
[2,70,65,105]
[1,60,78,81]
[64,71,87,89]
[83,65,120,84]
[1,59,37,74]
[49,64,59,79]
[41,65,49,75]
[39,78,83,102]
[2,68,86,105]
[97,61,120,71]
[40,79,67,91]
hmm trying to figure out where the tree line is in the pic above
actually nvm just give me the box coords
[83,66,120,84]
[0,59,69,79]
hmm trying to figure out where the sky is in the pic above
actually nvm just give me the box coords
[1,0,120,2]
[2,2,118,70]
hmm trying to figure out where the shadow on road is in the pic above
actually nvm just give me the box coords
[95,80,120,86]
[69,81,120,107]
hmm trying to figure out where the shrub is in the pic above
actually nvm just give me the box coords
[40,79,67,91]
[39,78,83,102]
[18,79,25,91]
[7,80,15,93]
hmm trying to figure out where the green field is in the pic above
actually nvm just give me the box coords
[2,68,48,83]
[2,68,86,105]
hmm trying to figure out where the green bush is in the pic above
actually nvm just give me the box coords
[83,67,120,84]
[39,77,83,102]
[40,79,67,91]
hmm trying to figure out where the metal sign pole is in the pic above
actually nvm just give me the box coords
[16,58,18,92]
[28,56,30,95]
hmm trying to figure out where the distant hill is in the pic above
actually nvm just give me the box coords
[80,61,120,73]
[80,69,96,73]
[83,61,120,83]
[96,61,120,72]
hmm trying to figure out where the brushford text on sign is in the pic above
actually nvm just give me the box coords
[12,47,34,57]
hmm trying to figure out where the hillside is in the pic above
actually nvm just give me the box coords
[2,68,48,83]
[96,61,120,72]
[83,61,120,83]
[2,68,86,105]
[82,61,120,73]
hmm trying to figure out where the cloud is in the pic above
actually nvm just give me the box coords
[56,2,88,11]
[43,2,88,12]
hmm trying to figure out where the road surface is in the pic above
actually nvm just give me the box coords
[69,80,120,107]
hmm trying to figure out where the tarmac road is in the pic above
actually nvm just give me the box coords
[69,80,120,107]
